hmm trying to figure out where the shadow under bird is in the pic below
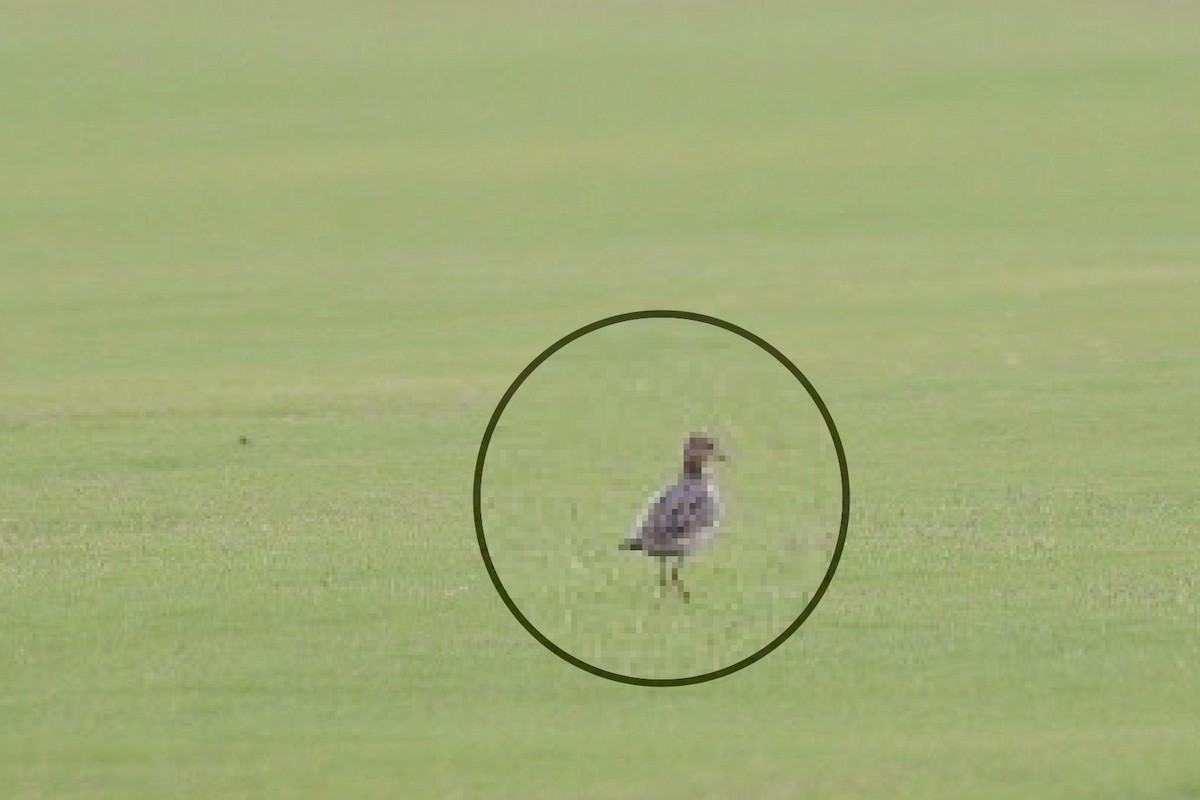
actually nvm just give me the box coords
[619,433,726,602]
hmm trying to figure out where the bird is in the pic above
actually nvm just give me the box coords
[619,433,726,602]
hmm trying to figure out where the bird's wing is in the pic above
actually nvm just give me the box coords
[637,480,716,548]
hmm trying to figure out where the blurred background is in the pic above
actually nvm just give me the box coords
[2,1,1198,798]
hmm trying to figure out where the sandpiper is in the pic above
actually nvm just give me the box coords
[619,433,725,602]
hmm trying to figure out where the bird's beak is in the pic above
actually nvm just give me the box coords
[715,449,728,462]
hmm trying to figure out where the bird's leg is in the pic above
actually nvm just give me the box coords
[671,560,690,603]
[658,557,668,596]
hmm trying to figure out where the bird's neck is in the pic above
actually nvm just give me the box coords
[682,458,704,479]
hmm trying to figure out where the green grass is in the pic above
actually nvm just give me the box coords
[481,317,843,680]
[2,0,1199,797]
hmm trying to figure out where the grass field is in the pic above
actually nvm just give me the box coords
[480,314,845,681]
[3,1,1199,797]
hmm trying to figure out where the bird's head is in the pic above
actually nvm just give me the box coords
[683,433,726,474]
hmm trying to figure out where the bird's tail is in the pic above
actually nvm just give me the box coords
[618,537,643,551]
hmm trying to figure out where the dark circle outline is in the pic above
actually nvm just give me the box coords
[473,309,850,687]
